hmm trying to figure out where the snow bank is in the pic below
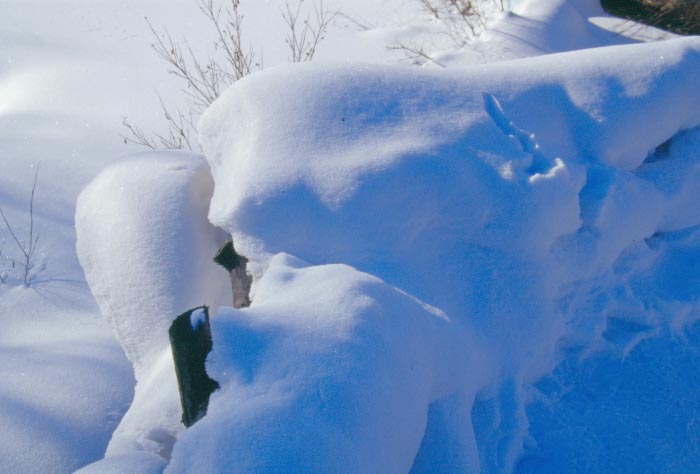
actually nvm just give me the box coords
[0,164,134,473]
[75,152,232,460]
[167,254,487,473]
[194,37,700,472]
[517,225,700,473]
[77,37,700,474]
[76,151,231,372]
[200,37,700,352]
[447,0,664,60]
[503,0,624,54]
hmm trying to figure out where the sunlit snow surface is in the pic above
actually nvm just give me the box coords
[74,33,700,474]
[3,0,700,472]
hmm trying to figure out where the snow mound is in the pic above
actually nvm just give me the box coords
[75,152,232,460]
[167,253,487,473]
[77,37,700,473]
[200,37,700,349]
[76,151,231,372]
[196,37,700,472]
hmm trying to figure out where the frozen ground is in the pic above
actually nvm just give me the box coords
[2,0,700,473]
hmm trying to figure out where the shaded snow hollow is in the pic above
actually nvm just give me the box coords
[77,37,700,473]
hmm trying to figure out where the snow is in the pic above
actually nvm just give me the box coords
[80,34,700,473]
[200,36,700,317]
[1,0,410,470]
[75,152,231,459]
[4,0,700,472]
[0,287,133,474]
[189,307,208,330]
[76,152,231,371]
[74,452,166,474]
[166,254,488,473]
[185,37,700,472]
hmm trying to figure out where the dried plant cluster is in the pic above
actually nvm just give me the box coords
[123,0,336,151]
[389,0,508,67]
[283,0,336,62]
[602,0,700,35]
[418,0,506,41]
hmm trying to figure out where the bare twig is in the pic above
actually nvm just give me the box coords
[0,243,6,284]
[123,0,335,151]
[0,166,40,286]
[387,42,447,67]
[419,0,484,42]
[417,0,508,45]
[335,11,374,32]
[123,0,259,151]
[392,0,509,67]
[122,117,157,149]
[282,0,337,62]
[197,0,256,81]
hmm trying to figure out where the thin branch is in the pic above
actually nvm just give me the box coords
[122,117,158,149]
[387,42,447,67]
[417,0,496,44]
[0,243,5,284]
[335,11,374,31]
[0,166,40,285]
[0,208,25,259]
[123,0,259,151]
[395,0,510,68]
[282,0,337,62]
[123,0,333,151]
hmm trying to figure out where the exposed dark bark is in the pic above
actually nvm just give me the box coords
[214,240,253,308]
[169,306,220,427]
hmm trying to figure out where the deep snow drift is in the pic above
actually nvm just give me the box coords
[75,34,700,473]
[76,153,232,459]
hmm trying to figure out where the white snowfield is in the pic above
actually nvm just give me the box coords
[74,34,700,474]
